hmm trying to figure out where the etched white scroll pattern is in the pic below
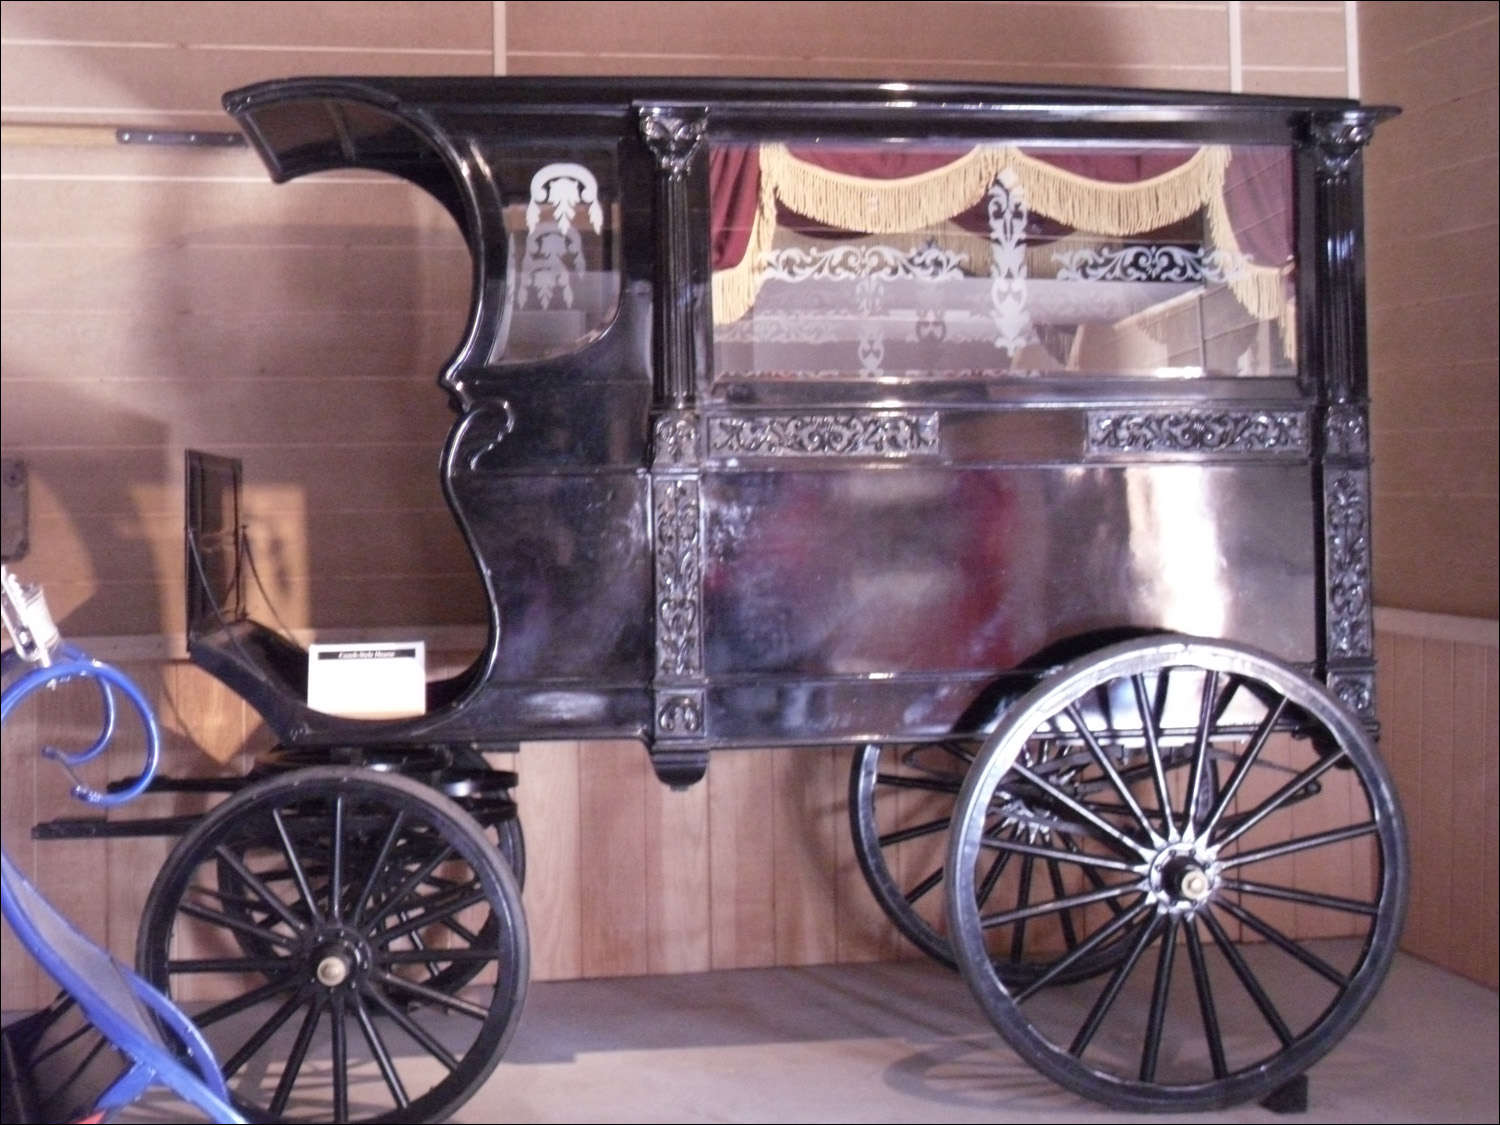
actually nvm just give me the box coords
[519,163,603,310]
[987,169,1033,361]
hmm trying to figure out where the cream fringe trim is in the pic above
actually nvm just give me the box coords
[711,142,1294,359]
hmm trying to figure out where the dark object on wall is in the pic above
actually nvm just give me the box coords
[1,459,27,562]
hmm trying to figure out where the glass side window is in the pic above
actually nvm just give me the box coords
[478,143,622,365]
[709,142,1295,384]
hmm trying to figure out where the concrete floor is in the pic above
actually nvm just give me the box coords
[464,954,1497,1125]
[97,951,1497,1123]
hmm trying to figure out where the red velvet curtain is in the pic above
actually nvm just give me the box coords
[709,144,1291,271]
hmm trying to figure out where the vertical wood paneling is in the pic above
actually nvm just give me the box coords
[1376,620,1499,989]
[1447,642,1492,984]
[893,752,956,952]
[1292,737,1365,940]
[644,770,712,975]
[577,739,650,978]
[516,740,583,981]
[771,746,841,966]
[707,749,776,969]
[1486,644,1499,988]
[1236,734,1301,940]
[1380,630,1422,877]
[161,662,254,772]
[1,680,43,1010]
[1413,640,1456,959]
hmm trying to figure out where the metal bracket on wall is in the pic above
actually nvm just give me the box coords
[116,129,245,147]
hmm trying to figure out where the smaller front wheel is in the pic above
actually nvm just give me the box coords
[139,766,528,1124]
[946,637,1408,1112]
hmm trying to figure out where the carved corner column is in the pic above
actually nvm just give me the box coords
[1305,111,1383,723]
[640,106,710,786]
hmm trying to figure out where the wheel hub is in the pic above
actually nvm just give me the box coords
[1147,844,1220,914]
[316,949,351,987]
[307,928,369,990]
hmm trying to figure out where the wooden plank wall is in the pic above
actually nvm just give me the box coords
[12,1,1492,1013]
[1358,0,1499,990]
[2,0,1354,636]
[1362,1,1499,620]
[506,0,1349,94]
[1378,612,1500,989]
[2,2,494,640]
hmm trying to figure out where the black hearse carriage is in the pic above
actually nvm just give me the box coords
[144,77,1406,1121]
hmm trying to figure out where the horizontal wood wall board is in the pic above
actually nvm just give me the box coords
[1,1,493,52]
[507,1,1231,70]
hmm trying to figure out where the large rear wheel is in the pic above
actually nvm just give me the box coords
[946,637,1407,1111]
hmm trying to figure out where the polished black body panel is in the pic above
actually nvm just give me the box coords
[194,77,1390,782]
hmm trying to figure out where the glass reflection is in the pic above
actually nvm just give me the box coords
[709,143,1295,383]
[480,145,622,365]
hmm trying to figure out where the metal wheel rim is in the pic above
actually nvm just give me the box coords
[946,636,1409,1112]
[139,766,528,1124]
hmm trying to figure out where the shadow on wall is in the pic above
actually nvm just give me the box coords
[0,379,169,635]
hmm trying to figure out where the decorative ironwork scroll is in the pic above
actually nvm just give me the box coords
[653,411,700,469]
[653,478,703,678]
[656,691,705,736]
[1325,470,1373,659]
[1327,670,1376,720]
[708,412,940,458]
[1305,110,1380,179]
[1325,404,1369,455]
[457,400,518,472]
[1086,410,1308,455]
[640,109,706,180]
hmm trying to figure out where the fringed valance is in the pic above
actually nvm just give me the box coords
[709,143,1295,357]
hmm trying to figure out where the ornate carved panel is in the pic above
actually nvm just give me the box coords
[639,108,706,180]
[655,690,705,736]
[653,478,703,678]
[708,412,940,458]
[1325,405,1369,455]
[653,411,700,469]
[1327,669,1376,721]
[1086,410,1308,455]
[1305,110,1380,179]
[1325,470,1373,659]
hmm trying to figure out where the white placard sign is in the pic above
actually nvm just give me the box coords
[307,642,426,719]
